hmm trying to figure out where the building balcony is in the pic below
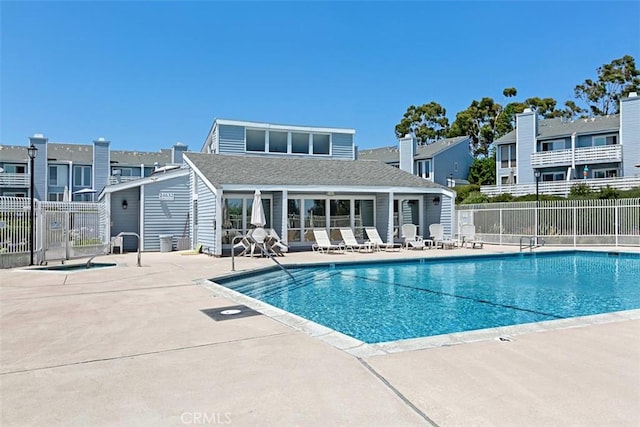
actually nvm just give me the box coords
[531,145,622,167]
[0,173,30,187]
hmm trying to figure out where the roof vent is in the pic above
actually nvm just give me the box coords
[175,141,185,146]
[33,133,44,138]
[629,92,638,98]
[523,108,532,113]
[97,137,106,141]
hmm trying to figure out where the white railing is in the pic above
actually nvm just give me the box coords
[0,196,108,268]
[0,173,30,187]
[481,176,640,197]
[457,199,640,247]
[531,145,622,166]
[108,176,143,185]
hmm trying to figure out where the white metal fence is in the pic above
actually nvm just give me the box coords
[0,196,109,268]
[457,198,640,247]
[481,176,640,197]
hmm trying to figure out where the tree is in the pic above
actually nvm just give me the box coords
[447,88,529,157]
[467,155,496,185]
[394,102,449,145]
[447,97,502,157]
[574,55,640,116]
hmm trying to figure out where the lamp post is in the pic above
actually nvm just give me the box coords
[27,144,38,265]
[448,173,453,188]
[534,170,541,245]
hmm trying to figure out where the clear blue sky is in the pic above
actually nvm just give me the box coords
[2,1,639,152]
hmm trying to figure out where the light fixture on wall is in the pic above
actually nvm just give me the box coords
[122,200,128,210]
[433,196,441,206]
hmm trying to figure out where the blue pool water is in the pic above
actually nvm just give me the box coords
[214,251,640,344]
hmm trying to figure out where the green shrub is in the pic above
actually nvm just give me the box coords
[598,185,621,199]
[569,182,592,197]
[461,191,489,204]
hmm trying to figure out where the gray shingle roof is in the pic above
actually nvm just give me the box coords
[0,143,175,165]
[495,114,620,145]
[111,149,173,166]
[358,136,469,163]
[184,153,444,189]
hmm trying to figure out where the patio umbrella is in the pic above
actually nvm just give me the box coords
[250,190,266,227]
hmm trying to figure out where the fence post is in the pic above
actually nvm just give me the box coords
[614,200,619,247]
[499,209,503,246]
[573,205,577,247]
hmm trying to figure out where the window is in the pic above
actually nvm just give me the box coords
[291,132,309,154]
[312,134,330,155]
[287,199,301,243]
[304,199,326,242]
[74,166,92,187]
[541,140,565,152]
[49,166,58,186]
[268,131,288,153]
[3,164,26,174]
[221,195,272,244]
[593,169,618,178]
[593,135,617,146]
[501,175,517,184]
[329,199,351,240]
[48,192,64,201]
[500,144,517,168]
[246,129,266,152]
[542,172,565,182]
[416,160,431,179]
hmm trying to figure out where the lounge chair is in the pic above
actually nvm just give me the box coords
[429,223,457,249]
[248,227,273,256]
[365,227,401,251]
[267,228,288,256]
[312,229,345,254]
[401,224,428,250]
[339,228,373,252]
[460,224,484,249]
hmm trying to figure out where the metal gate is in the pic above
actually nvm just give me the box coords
[0,196,108,267]
[41,201,108,263]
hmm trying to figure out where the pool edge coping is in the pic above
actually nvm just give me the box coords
[198,275,640,358]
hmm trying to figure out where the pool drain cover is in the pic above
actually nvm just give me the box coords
[201,305,261,321]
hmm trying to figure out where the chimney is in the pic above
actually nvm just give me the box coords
[93,137,111,197]
[28,133,48,200]
[398,134,416,174]
[171,142,188,164]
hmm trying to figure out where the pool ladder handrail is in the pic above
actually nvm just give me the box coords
[519,235,545,252]
[231,235,297,285]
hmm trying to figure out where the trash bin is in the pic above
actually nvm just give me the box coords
[177,237,190,251]
[159,234,173,252]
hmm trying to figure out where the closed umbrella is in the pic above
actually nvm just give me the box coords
[250,190,266,227]
[63,185,70,202]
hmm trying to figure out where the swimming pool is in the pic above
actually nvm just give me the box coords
[213,251,640,344]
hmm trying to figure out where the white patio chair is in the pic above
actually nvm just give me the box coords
[339,228,373,253]
[365,227,401,252]
[460,224,484,249]
[312,229,345,254]
[401,224,427,250]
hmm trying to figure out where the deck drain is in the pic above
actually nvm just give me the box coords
[201,305,262,321]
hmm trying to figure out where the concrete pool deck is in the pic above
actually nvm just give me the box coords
[1,245,639,426]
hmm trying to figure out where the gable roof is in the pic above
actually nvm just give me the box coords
[184,153,445,190]
[358,136,469,163]
[495,114,620,145]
